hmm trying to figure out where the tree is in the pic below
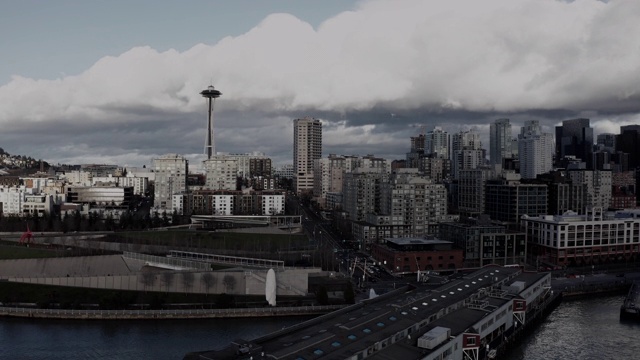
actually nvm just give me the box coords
[141,272,156,292]
[222,274,237,293]
[201,272,216,295]
[181,272,195,294]
[161,272,175,293]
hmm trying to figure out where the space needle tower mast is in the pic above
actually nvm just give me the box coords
[200,85,222,159]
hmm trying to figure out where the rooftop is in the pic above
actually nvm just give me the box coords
[187,266,546,360]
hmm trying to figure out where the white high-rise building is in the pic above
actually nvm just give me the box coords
[152,154,188,211]
[518,120,554,179]
[490,119,513,166]
[293,117,322,195]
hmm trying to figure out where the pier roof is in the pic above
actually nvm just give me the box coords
[187,266,535,360]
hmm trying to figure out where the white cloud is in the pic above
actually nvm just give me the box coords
[1,0,639,166]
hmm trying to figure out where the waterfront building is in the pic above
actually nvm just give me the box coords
[523,208,640,267]
[439,217,527,268]
[293,117,322,195]
[370,237,464,274]
[555,118,594,169]
[152,154,188,211]
[518,120,554,179]
[485,174,548,229]
[490,118,513,166]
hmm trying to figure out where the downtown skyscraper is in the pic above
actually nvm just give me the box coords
[490,118,513,167]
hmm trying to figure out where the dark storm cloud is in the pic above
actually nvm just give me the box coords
[1,0,639,166]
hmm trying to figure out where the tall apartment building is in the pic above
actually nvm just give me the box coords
[457,167,497,217]
[451,129,485,180]
[518,120,554,179]
[342,168,386,222]
[152,154,188,211]
[418,156,451,183]
[490,119,513,166]
[203,155,239,191]
[555,118,594,169]
[406,134,426,168]
[313,155,346,209]
[425,127,450,159]
[380,169,451,237]
[566,169,612,211]
[293,117,322,195]
[523,208,640,267]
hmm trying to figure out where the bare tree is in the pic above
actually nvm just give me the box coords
[161,272,175,293]
[222,274,237,293]
[181,272,195,294]
[141,272,156,292]
[201,272,216,295]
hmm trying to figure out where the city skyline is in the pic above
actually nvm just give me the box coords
[1,0,639,167]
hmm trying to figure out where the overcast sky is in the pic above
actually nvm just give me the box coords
[1,0,639,168]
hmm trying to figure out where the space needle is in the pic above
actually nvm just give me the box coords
[200,85,222,159]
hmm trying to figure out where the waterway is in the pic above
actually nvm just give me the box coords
[0,295,638,359]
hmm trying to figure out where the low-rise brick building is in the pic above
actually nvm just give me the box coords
[371,237,464,274]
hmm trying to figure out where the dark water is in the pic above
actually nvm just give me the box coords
[0,316,309,360]
[508,295,640,360]
[1,296,637,360]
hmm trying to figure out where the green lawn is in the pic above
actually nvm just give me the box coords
[0,244,61,260]
[112,230,311,252]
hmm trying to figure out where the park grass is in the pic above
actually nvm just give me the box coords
[112,230,311,252]
[0,244,61,260]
